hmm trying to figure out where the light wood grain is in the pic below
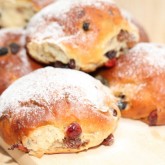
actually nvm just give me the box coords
[115,0,165,43]
[0,147,17,165]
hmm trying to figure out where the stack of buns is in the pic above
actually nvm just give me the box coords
[0,0,164,163]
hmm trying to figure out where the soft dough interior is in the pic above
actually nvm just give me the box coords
[0,118,165,165]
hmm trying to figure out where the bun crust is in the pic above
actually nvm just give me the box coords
[27,0,139,72]
[98,43,165,126]
[0,28,42,94]
[0,0,56,28]
[0,67,120,157]
[121,10,149,42]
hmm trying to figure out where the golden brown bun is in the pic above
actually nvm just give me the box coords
[0,0,56,28]
[121,10,149,42]
[0,28,42,94]
[98,43,165,126]
[26,0,139,72]
[0,67,120,157]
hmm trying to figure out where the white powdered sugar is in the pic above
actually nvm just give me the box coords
[114,43,165,81]
[130,43,165,70]
[27,0,115,41]
[0,28,36,75]
[0,67,111,117]
[0,28,26,46]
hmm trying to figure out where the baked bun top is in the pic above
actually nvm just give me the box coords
[0,67,120,156]
[0,0,56,28]
[0,28,42,94]
[105,43,165,81]
[27,0,139,72]
[99,43,165,125]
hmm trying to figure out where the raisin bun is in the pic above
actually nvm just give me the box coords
[0,28,42,94]
[121,9,149,42]
[26,0,139,72]
[97,43,165,126]
[0,0,56,28]
[0,67,120,157]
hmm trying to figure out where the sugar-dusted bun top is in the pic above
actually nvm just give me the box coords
[99,43,165,125]
[0,67,115,115]
[0,67,120,146]
[110,43,165,80]
[0,28,42,94]
[0,28,26,47]
[27,0,139,72]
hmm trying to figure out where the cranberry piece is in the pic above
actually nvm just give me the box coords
[105,58,116,67]
[148,110,158,126]
[66,122,82,139]
[102,134,114,146]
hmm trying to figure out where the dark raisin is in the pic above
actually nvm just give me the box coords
[117,101,127,110]
[112,109,118,116]
[148,110,158,126]
[102,134,114,146]
[63,137,82,149]
[68,59,76,69]
[9,43,20,54]
[118,94,126,99]
[82,22,90,31]
[0,47,8,56]
[105,50,117,59]
[53,61,68,68]
[66,122,82,139]
[117,29,129,42]
[8,143,29,153]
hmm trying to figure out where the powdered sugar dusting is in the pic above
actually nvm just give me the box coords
[0,28,38,76]
[130,43,165,70]
[0,28,26,46]
[27,0,115,41]
[114,43,165,81]
[0,67,112,117]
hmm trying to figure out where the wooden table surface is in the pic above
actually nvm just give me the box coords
[115,0,165,43]
[0,147,17,165]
